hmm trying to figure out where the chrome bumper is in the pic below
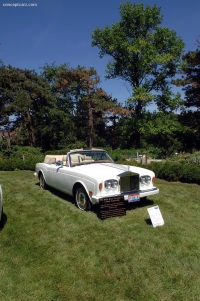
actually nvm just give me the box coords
[91,187,159,204]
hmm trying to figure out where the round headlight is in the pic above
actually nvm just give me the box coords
[112,180,118,188]
[105,179,118,189]
[140,176,151,184]
[145,176,151,184]
[105,180,112,189]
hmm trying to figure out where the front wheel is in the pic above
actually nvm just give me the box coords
[75,186,91,211]
[39,173,47,190]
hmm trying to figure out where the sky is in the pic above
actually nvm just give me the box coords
[0,0,200,108]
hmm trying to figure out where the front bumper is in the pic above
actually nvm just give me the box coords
[91,187,159,204]
[139,187,159,198]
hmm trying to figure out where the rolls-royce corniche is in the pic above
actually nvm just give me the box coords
[34,149,159,211]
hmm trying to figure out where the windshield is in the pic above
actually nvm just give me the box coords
[69,150,113,167]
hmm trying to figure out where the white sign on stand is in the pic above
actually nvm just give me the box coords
[147,205,164,227]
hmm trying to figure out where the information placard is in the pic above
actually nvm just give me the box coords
[98,196,126,219]
[147,205,164,227]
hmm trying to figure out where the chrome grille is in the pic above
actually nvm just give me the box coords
[120,173,139,193]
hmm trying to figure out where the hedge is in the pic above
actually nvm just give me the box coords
[0,156,199,185]
[117,159,200,185]
[0,155,44,171]
[143,161,200,185]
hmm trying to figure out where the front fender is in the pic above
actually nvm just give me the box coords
[73,180,95,201]
[38,170,47,183]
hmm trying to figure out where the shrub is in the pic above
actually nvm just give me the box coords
[0,155,44,171]
[180,163,200,184]
[146,161,200,184]
[108,148,141,162]
[181,151,200,165]
[145,146,166,159]
[116,159,200,185]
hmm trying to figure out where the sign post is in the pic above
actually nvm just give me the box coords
[147,205,164,227]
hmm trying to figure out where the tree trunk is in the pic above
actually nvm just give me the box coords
[88,91,94,149]
[25,110,35,147]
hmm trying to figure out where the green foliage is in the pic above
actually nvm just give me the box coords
[106,148,139,162]
[148,161,200,184]
[92,2,185,116]
[116,112,187,154]
[41,64,125,150]
[9,146,43,158]
[145,146,166,159]
[0,146,43,170]
[176,45,200,109]
[113,150,200,184]
[142,112,185,156]
[173,44,200,150]
[0,65,54,147]
[92,2,185,147]
[178,110,200,151]
[178,151,200,165]
[0,156,43,171]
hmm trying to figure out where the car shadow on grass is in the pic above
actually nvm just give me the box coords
[37,184,76,207]
[36,183,155,221]
[0,211,7,231]
[126,198,155,226]
[126,197,154,211]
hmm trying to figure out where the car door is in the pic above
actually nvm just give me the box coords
[44,164,57,187]
[49,165,72,194]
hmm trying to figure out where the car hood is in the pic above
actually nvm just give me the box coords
[73,163,153,180]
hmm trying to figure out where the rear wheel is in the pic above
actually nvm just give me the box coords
[75,186,91,211]
[39,173,47,190]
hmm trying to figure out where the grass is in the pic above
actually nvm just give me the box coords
[0,171,200,301]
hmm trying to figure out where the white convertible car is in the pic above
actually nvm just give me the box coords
[34,149,159,211]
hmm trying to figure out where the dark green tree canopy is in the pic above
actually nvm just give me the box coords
[0,65,53,147]
[41,64,128,148]
[174,41,200,150]
[177,44,200,109]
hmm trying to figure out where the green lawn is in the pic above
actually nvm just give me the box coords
[0,171,200,301]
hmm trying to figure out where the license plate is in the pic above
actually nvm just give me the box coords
[128,193,140,203]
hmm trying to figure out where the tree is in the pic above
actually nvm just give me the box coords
[141,112,187,156]
[41,63,78,149]
[42,64,129,148]
[72,66,100,148]
[174,41,200,150]
[42,64,102,148]
[175,41,200,109]
[92,2,185,146]
[0,66,53,148]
